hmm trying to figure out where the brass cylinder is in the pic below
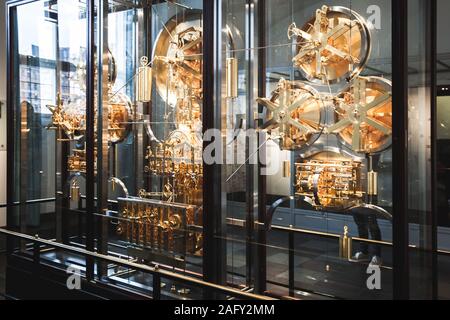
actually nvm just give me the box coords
[137,58,152,102]
[367,170,378,196]
[226,57,238,99]
[282,160,291,178]
[70,180,80,202]
[339,226,352,260]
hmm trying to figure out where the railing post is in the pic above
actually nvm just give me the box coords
[153,266,161,300]
[288,229,294,297]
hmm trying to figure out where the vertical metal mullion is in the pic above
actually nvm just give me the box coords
[203,0,225,285]
[6,4,16,223]
[96,0,110,279]
[140,1,152,193]
[54,2,69,245]
[85,0,96,281]
[6,3,14,254]
[255,0,267,294]
[428,0,438,300]
[244,0,254,290]
[392,0,409,300]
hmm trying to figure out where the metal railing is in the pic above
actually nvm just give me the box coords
[0,228,275,300]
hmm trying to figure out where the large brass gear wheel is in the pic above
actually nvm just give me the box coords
[325,76,392,154]
[152,10,203,107]
[288,5,371,85]
[256,79,323,150]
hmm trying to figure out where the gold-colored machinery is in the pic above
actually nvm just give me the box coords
[257,5,392,212]
[116,197,202,257]
[46,90,132,145]
[47,49,132,187]
[152,10,203,107]
[326,76,392,154]
[288,5,371,84]
[117,11,205,261]
[144,140,203,206]
[295,154,364,210]
[257,78,323,150]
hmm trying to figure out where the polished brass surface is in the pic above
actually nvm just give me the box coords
[226,57,238,99]
[282,160,291,178]
[289,5,371,84]
[153,11,203,107]
[367,170,378,196]
[326,76,392,153]
[108,92,133,144]
[295,154,364,210]
[117,197,202,256]
[136,56,153,103]
[47,49,132,145]
[339,226,352,260]
[46,93,85,141]
[257,78,323,150]
[70,180,80,202]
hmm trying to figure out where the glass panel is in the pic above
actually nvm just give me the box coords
[436,0,450,300]
[10,0,88,249]
[221,0,394,299]
[407,0,433,300]
[94,0,205,290]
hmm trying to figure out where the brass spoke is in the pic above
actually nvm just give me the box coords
[326,23,350,40]
[181,37,201,52]
[366,117,391,135]
[325,118,351,133]
[261,118,278,130]
[362,93,391,112]
[288,119,313,134]
[352,122,361,151]
[288,96,309,112]
[256,98,278,111]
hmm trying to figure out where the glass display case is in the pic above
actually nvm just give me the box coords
[219,0,394,300]
[3,0,443,300]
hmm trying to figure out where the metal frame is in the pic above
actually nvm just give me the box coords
[3,0,441,300]
[0,228,275,300]
[202,0,226,286]
[429,0,438,300]
[255,0,267,294]
[392,0,409,300]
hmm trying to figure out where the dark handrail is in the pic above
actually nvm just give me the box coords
[0,228,275,300]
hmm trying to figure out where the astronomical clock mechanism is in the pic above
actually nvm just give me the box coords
[46,11,205,266]
[46,49,132,200]
[258,5,392,214]
[117,11,205,263]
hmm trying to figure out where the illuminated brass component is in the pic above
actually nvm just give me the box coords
[288,5,371,84]
[153,11,203,106]
[326,77,392,153]
[367,170,378,196]
[117,197,203,257]
[70,180,80,202]
[295,155,363,210]
[68,149,97,174]
[226,57,238,98]
[47,50,131,145]
[136,56,153,103]
[46,95,85,141]
[282,160,291,178]
[108,93,133,144]
[339,226,352,260]
[256,78,323,150]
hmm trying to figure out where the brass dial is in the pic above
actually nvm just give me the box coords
[152,11,203,107]
[288,5,371,84]
[326,77,392,154]
[257,79,323,150]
